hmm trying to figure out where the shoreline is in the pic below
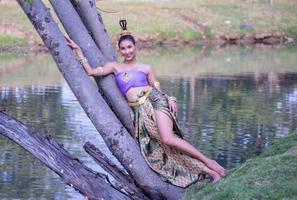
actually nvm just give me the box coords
[1,0,297,54]
[1,33,296,55]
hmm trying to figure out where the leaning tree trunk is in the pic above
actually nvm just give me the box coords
[17,0,185,199]
[69,0,133,133]
[49,0,134,135]
[0,112,130,200]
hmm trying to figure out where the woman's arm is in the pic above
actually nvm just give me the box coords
[65,36,115,76]
[74,48,115,76]
[147,65,161,90]
[147,65,177,115]
[147,65,173,98]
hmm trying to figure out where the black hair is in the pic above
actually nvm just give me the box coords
[118,19,136,48]
[118,35,136,48]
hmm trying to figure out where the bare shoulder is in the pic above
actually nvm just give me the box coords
[137,63,153,73]
[105,61,120,73]
[104,61,118,68]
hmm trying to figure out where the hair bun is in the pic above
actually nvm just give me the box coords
[119,19,131,36]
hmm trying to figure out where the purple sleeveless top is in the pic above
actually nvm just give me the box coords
[115,69,149,96]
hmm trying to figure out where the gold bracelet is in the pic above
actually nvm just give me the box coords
[153,81,160,88]
[79,57,88,65]
[98,66,103,74]
[168,96,177,102]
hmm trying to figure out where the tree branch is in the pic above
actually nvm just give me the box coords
[71,0,117,61]
[84,142,149,200]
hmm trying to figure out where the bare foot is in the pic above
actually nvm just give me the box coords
[209,170,222,183]
[202,166,222,183]
[208,160,226,177]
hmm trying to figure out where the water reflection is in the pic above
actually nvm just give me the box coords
[0,53,64,86]
[1,46,297,199]
[0,84,115,199]
[164,73,297,169]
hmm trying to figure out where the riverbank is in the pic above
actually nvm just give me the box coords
[184,132,297,200]
[1,0,297,53]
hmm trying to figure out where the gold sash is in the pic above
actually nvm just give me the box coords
[128,87,153,107]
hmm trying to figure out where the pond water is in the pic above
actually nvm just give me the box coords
[1,45,297,199]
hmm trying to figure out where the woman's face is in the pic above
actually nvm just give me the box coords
[119,39,136,62]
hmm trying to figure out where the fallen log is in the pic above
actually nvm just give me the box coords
[0,111,130,200]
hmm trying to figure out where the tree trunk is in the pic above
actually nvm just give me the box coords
[49,0,134,135]
[0,112,129,200]
[17,0,185,199]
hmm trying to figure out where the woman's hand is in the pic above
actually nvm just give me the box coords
[65,36,80,51]
[168,100,177,116]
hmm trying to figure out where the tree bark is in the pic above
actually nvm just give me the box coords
[0,112,129,200]
[49,0,134,135]
[71,0,117,61]
[17,0,185,199]
[84,142,149,200]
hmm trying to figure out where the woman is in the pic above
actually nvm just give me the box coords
[66,20,225,187]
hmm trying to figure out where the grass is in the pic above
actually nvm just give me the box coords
[100,0,297,39]
[184,132,297,200]
[285,26,297,37]
[0,35,27,47]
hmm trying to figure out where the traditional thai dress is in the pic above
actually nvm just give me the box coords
[115,69,205,187]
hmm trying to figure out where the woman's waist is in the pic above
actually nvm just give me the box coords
[127,87,168,107]
[125,86,152,102]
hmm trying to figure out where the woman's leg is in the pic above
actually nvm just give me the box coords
[154,110,226,177]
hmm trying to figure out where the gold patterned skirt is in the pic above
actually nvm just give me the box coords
[130,87,205,188]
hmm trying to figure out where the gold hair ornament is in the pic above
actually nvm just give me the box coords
[119,19,132,36]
